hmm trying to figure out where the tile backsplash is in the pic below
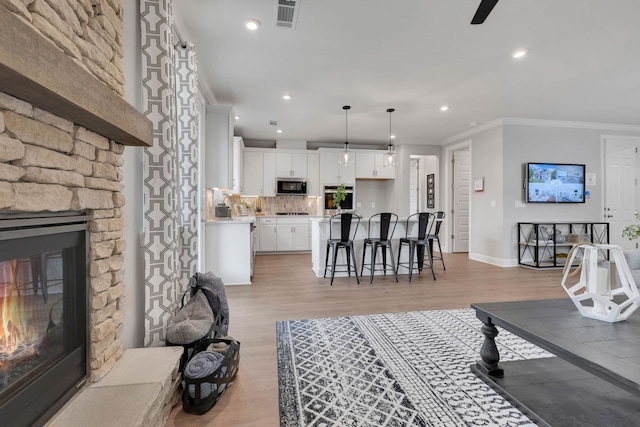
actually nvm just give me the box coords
[234,196,319,215]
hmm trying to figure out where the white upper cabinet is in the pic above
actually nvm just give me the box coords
[319,151,356,185]
[307,153,320,197]
[355,151,395,179]
[374,153,396,179]
[263,151,277,196]
[233,137,245,193]
[243,150,264,196]
[276,152,307,178]
[204,106,234,189]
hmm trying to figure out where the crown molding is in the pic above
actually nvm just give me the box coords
[441,117,640,145]
[501,117,640,132]
[440,119,503,145]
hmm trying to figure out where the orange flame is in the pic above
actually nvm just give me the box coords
[0,260,36,360]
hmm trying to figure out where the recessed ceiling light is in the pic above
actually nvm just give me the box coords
[390,134,396,139]
[440,105,449,112]
[277,129,283,133]
[512,49,527,59]
[245,19,260,31]
[234,115,240,121]
[282,94,291,100]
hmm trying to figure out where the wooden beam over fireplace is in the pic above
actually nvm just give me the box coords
[0,7,152,147]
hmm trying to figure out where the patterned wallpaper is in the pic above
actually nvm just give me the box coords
[140,0,180,346]
[175,42,200,296]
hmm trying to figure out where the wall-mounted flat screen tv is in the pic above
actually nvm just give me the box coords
[526,163,585,203]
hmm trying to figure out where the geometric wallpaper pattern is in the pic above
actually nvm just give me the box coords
[175,42,200,296]
[140,0,180,346]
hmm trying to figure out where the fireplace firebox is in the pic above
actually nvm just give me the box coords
[0,212,89,427]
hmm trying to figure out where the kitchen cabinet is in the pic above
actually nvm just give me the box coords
[355,151,395,179]
[256,217,309,251]
[243,150,264,196]
[263,152,277,196]
[205,106,234,189]
[276,152,307,178]
[233,137,245,193]
[205,218,254,285]
[307,153,320,197]
[243,149,277,196]
[319,151,355,185]
[258,217,277,251]
[276,217,309,251]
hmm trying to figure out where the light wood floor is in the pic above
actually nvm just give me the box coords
[166,252,568,426]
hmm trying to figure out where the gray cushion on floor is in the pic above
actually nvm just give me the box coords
[191,271,229,319]
[166,290,214,344]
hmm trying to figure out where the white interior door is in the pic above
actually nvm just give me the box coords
[452,149,470,252]
[604,135,639,249]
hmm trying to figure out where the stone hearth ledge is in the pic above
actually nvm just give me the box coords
[46,347,183,427]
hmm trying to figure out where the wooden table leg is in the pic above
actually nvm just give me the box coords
[475,317,504,377]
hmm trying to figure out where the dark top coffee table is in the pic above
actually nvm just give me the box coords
[471,298,640,427]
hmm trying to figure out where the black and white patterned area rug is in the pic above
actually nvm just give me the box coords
[277,308,553,427]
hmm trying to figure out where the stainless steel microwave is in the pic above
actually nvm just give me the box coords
[276,178,307,195]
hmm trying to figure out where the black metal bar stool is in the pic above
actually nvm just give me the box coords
[396,212,436,281]
[361,213,398,283]
[323,213,360,285]
[428,211,446,270]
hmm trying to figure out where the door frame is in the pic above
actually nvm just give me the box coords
[444,140,472,254]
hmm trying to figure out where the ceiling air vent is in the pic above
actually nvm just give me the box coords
[275,0,300,29]
[270,120,278,126]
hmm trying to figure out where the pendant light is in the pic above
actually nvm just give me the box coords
[339,105,355,166]
[383,108,397,168]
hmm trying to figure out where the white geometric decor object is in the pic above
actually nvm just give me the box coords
[561,243,640,322]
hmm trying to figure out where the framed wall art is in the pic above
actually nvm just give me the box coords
[427,173,435,209]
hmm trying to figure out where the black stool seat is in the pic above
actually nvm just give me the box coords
[396,212,436,281]
[361,212,398,283]
[324,213,360,285]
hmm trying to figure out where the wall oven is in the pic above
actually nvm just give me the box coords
[276,178,307,195]
[323,185,354,215]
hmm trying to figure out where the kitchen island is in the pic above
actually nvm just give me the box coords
[205,216,255,285]
[310,215,434,279]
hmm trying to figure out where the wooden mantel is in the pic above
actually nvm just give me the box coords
[0,7,152,147]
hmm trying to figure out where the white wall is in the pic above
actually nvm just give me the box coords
[445,121,640,267]
[465,127,504,263]
[354,180,395,217]
[121,0,145,349]
[501,124,632,263]
[396,144,442,217]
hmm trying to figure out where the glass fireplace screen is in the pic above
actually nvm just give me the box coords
[0,216,87,426]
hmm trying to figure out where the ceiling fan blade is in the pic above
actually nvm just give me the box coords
[471,0,499,24]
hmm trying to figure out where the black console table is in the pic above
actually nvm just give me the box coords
[518,222,609,268]
[471,299,640,426]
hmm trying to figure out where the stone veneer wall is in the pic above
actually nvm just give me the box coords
[3,0,125,96]
[1,0,126,381]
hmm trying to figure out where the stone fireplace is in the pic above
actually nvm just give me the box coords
[0,1,155,425]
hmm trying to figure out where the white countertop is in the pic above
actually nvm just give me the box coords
[206,216,255,224]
